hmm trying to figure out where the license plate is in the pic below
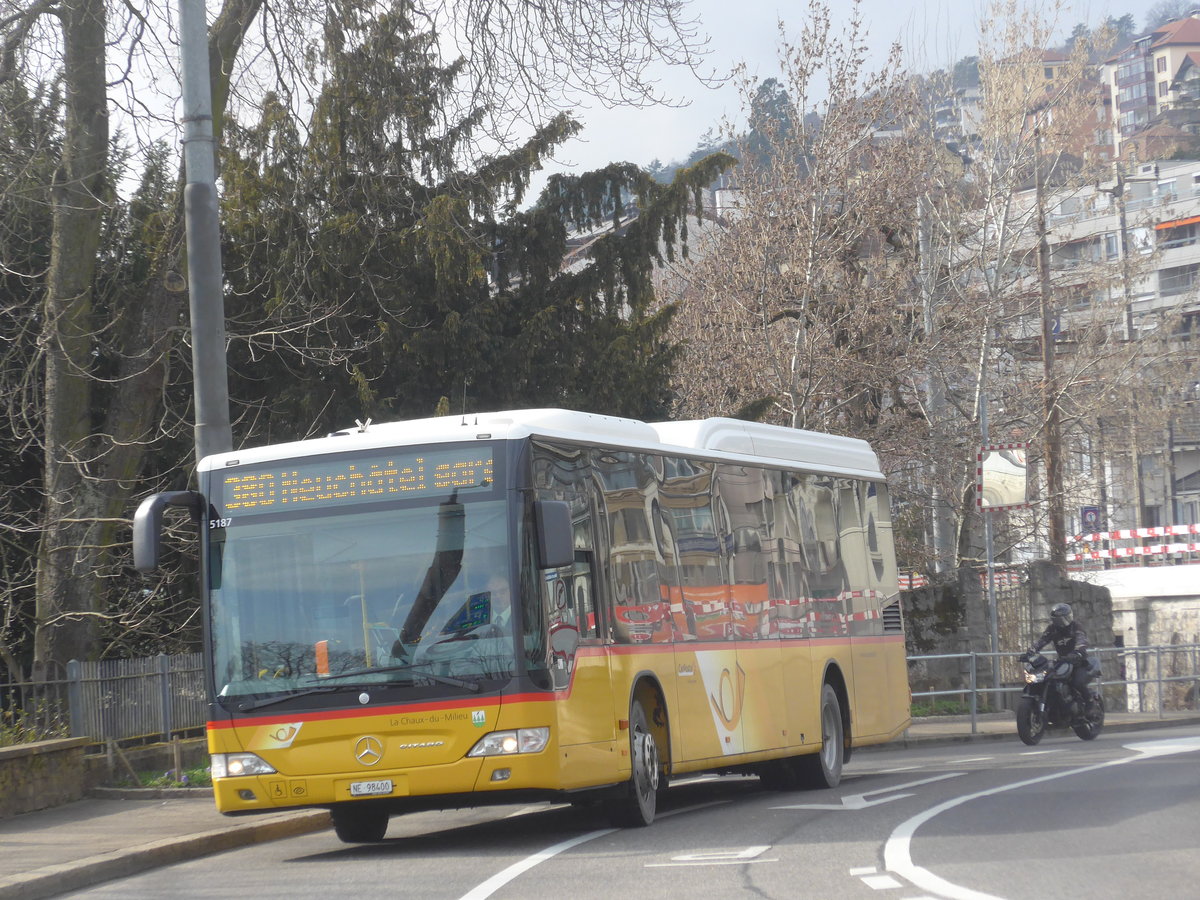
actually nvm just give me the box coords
[350,779,393,797]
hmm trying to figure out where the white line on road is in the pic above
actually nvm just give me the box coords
[773,772,965,811]
[458,829,617,900]
[884,736,1200,900]
[644,858,779,868]
[862,874,904,889]
[459,799,731,898]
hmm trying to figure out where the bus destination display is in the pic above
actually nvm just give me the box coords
[216,446,494,515]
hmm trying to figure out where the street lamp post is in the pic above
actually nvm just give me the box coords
[178,0,232,463]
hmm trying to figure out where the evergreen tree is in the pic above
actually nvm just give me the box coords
[220,0,733,438]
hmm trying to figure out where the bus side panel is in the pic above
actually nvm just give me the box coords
[674,644,740,759]
[552,648,622,789]
[882,633,912,738]
[849,633,891,737]
[735,639,788,753]
[780,639,816,751]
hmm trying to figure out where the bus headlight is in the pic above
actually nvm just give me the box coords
[467,727,550,757]
[211,752,277,778]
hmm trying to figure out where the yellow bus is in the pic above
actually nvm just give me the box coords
[134,409,909,843]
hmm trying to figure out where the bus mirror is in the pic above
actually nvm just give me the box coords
[133,491,203,573]
[534,500,574,569]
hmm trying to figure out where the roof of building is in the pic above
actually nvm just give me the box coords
[1152,15,1200,48]
[1173,50,1200,80]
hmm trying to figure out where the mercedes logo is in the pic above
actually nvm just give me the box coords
[354,735,383,766]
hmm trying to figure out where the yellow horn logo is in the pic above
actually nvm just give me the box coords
[710,663,747,730]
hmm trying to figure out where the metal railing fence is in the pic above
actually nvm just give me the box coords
[3,644,1197,747]
[1,653,205,747]
[909,643,1200,733]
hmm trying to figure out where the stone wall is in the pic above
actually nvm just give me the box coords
[0,738,89,817]
[0,737,209,818]
[81,737,209,791]
[903,562,1116,703]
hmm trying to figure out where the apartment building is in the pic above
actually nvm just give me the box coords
[1103,13,1200,157]
[1025,159,1200,536]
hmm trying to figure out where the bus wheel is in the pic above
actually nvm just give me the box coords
[331,804,389,843]
[606,700,660,827]
[796,683,844,789]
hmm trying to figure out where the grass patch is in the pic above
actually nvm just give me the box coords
[124,764,213,789]
[911,698,998,717]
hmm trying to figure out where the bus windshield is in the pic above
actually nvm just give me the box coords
[207,494,515,701]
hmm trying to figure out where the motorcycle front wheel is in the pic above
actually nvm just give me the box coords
[1016,696,1045,745]
[1073,694,1105,741]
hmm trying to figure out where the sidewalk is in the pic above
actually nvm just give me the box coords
[3,710,1199,900]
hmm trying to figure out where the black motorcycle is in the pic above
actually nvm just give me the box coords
[1016,651,1105,745]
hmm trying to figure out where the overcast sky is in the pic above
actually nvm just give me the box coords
[534,0,1111,183]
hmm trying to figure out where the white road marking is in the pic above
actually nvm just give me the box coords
[850,866,880,875]
[862,874,904,889]
[945,757,994,764]
[884,736,1200,900]
[458,829,617,900]
[773,772,965,811]
[645,859,778,868]
[646,846,778,868]
[1017,749,1064,757]
[460,799,730,898]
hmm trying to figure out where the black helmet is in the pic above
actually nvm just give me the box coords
[1050,603,1072,627]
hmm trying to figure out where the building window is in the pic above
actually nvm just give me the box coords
[1157,56,1168,73]
[1160,80,1170,98]
[1159,263,1200,296]
[1044,67,1054,79]
[1159,223,1198,249]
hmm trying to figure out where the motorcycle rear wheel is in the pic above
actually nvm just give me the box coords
[1073,694,1105,741]
[1016,696,1045,745]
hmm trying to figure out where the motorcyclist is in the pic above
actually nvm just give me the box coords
[1027,602,1092,721]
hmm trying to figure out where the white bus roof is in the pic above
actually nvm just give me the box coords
[199,408,883,480]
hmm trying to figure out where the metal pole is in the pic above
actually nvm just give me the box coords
[66,659,83,739]
[179,0,232,462]
[158,653,174,742]
[969,652,978,733]
[978,358,1002,709]
[1156,646,1164,718]
[920,197,954,572]
[1033,122,1065,568]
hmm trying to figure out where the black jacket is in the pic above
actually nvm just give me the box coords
[1033,620,1088,659]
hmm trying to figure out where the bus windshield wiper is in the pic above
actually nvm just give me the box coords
[228,684,348,712]
[313,662,482,693]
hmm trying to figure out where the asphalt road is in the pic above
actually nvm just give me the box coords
[62,724,1200,900]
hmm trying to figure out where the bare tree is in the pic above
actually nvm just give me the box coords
[664,3,947,527]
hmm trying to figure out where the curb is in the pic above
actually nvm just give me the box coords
[887,713,1200,750]
[87,786,215,801]
[0,809,331,900]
